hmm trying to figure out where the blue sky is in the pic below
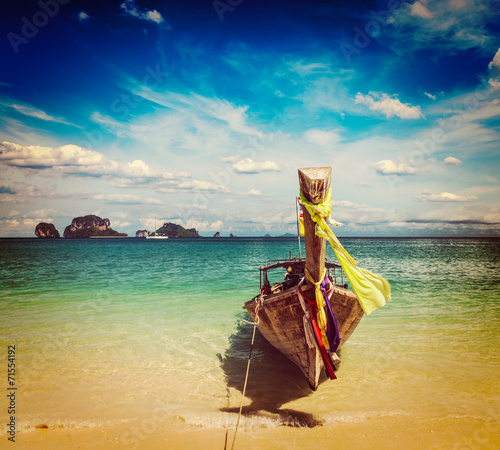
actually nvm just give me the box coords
[1,0,499,237]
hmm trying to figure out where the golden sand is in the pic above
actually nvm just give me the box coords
[3,415,499,450]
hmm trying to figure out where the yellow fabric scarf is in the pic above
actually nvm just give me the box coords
[304,267,329,349]
[300,189,391,315]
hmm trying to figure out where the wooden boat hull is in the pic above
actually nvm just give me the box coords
[243,282,364,390]
[242,168,368,391]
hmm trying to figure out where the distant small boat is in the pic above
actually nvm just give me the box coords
[243,167,368,390]
[146,214,169,239]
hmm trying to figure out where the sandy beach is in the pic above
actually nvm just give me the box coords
[2,0,500,444]
[2,239,499,449]
[4,415,499,449]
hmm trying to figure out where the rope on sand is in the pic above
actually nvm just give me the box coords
[228,297,262,450]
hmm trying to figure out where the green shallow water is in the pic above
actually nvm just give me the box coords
[1,237,499,431]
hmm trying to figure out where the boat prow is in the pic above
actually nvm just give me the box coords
[242,167,376,390]
[243,259,363,390]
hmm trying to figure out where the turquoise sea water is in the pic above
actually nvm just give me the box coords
[1,237,499,437]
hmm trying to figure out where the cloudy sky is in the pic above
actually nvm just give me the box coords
[1,0,499,237]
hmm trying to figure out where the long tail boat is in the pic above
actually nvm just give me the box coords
[243,167,366,390]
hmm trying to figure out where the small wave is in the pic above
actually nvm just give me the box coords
[16,418,131,433]
[178,408,323,430]
[324,409,409,425]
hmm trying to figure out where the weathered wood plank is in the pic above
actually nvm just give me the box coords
[244,287,322,389]
[241,166,366,390]
[298,167,332,204]
[298,167,332,284]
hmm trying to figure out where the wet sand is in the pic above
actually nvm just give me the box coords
[4,415,499,449]
[2,239,499,449]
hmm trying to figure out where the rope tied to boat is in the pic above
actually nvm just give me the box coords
[304,267,329,349]
[239,295,262,326]
[229,295,263,450]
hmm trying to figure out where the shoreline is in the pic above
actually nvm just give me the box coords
[3,415,499,449]
[2,238,499,449]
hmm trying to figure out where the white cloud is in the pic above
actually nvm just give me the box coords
[488,48,500,91]
[304,129,341,146]
[77,10,90,22]
[383,0,494,56]
[207,100,260,136]
[424,92,437,100]
[0,141,109,168]
[288,61,332,76]
[232,158,280,174]
[354,92,424,119]
[488,79,500,91]
[123,160,155,177]
[28,208,57,221]
[449,0,466,8]
[0,181,60,204]
[6,103,76,127]
[174,218,223,232]
[454,29,487,47]
[219,155,241,163]
[92,194,161,204]
[111,220,131,229]
[327,199,395,226]
[436,99,500,131]
[90,112,129,138]
[374,160,420,175]
[244,189,262,196]
[0,141,229,195]
[120,0,165,24]
[419,192,477,202]
[444,156,462,165]
[410,1,434,19]
[463,185,500,196]
[135,89,264,137]
[295,74,353,116]
[177,179,230,192]
[488,47,500,70]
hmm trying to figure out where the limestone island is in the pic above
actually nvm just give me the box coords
[149,222,200,238]
[35,222,60,238]
[63,215,127,238]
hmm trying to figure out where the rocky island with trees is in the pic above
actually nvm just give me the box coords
[34,216,201,239]
[35,222,60,238]
[63,215,127,238]
[151,222,200,238]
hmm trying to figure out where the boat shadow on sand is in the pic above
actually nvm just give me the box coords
[218,316,339,428]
